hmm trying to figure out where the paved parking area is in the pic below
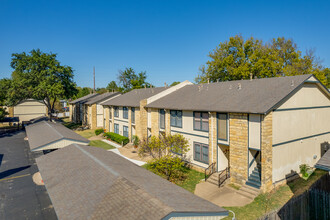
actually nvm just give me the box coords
[0,131,57,220]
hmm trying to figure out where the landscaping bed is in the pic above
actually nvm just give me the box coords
[142,164,204,193]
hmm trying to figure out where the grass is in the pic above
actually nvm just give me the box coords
[61,118,82,130]
[89,140,116,150]
[223,169,328,220]
[75,129,97,139]
[142,164,204,193]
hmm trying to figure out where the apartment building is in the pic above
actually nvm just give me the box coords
[145,74,330,192]
[69,93,99,123]
[81,92,121,129]
[101,82,192,141]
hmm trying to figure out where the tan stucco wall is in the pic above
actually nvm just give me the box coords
[272,83,330,183]
[13,99,47,122]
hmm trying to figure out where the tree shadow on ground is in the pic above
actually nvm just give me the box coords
[0,165,31,179]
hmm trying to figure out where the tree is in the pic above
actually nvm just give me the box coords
[170,81,181,87]
[196,35,328,85]
[0,78,11,120]
[8,49,78,117]
[73,87,92,99]
[117,67,151,92]
[139,134,189,181]
[106,81,119,92]
[96,88,107,94]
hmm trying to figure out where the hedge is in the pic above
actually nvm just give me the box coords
[95,128,104,136]
[104,132,129,146]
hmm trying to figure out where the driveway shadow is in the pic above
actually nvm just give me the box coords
[0,165,31,179]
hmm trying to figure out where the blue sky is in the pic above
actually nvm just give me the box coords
[1,0,329,88]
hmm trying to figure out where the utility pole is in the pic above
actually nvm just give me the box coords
[93,66,96,93]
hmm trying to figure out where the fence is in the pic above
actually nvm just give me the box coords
[259,173,330,220]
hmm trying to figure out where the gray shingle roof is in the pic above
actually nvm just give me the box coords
[69,93,99,104]
[36,144,227,220]
[146,75,315,114]
[315,150,330,171]
[26,121,89,151]
[85,92,121,105]
[102,87,168,107]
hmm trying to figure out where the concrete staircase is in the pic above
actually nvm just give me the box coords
[206,172,219,186]
[237,183,260,200]
[245,164,261,189]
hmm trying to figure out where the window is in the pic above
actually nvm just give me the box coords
[114,107,119,118]
[114,123,119,134]
[194,112,209,131]
[217,113,228,140]
[159,109,165,129]
[123,107,128,119]
[170,110,182,127]
[194,142,209,164]
[123,126,128,137]
[131,107,135,124]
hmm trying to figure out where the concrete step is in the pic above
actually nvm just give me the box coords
[246,179,261,189]
[237,184,260,200]
[249,174,261,182]
[206,177,218,186]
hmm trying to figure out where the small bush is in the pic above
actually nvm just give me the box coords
[299,164,310,176]
[95,128,104,136]
[104,132,129,145]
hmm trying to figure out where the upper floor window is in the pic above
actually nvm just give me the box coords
[170,110,182,128]
[217,113,228,140]
[159,109,165,129]
[114,107,119,118]
[194,112,209,131]
[131,107,135,124]
[123,107,128,119]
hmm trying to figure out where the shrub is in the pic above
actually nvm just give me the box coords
[299,164,310,176]
[95,128,104,136]
[104,132,129,145]
[132,135,139,146]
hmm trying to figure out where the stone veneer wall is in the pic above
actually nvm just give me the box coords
[150,108,159,137]
[229,113,248,185]
[260,112,273,193]
[69,104,73,121]
[136,100,148,140]
[165,110,171,136]
[208,112,217,166]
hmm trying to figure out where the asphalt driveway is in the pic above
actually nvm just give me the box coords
[0,131,57,219]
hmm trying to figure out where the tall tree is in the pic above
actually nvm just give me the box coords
[106,81,119,92]
[117,67,151,92]
[196,35,328,85]
[73,87,93,99]
[0,78,11,120]
[8,49,77,117]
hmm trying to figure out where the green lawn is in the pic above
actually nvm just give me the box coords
[142,164,204,193]
[75,129,97,139]
[223,169,328,220]
[89,140,116,150]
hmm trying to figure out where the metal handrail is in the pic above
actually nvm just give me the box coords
[218,167,230,187]
[204,162,216,181]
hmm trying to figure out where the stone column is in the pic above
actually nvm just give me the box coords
[8,107,14,117]
[260,112,273,193]
[229,113,248,186]
[91,104,97,129]
[136,100,148,140]
[208,112,217,166]
[165,109,171,136]
[69,104,73,121]
[151,108,159,137]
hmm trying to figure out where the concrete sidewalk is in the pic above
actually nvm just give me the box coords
[195,181,253,207]
[108,148,146,166]
[102,139,122,148]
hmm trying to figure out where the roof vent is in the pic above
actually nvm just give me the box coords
[238,83,241,90]
[207,78,210,84]
[164,82,167,88]
[229,85,232,90]
[250,73,253,81]
[291,80,294,86]
[217,79,219,83]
